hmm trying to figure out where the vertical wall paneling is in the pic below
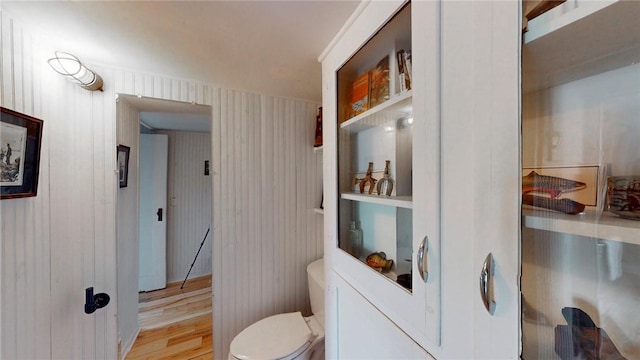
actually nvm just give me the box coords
[1,11,54,359]
[158,130,212,283]
[3,9,323,360]
[212,89,323,359]
[211,87,224,358]
[1,10,119,359]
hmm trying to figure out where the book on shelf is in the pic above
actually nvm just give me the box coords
[369,55,390,108]
[348,71,371,119]
[396,49,412,92]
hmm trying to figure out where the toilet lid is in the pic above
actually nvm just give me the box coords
[230,312,313,360]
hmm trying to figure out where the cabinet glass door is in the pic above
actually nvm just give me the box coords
[521,2,640,358]
[331,1,440,346]
[336,4,413,280]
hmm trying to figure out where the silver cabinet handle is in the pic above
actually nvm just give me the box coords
[417,236,429,283]
[480,253,496,315]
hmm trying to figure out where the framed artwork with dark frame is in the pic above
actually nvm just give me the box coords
[117,145,130,188]
[0,107,44,200]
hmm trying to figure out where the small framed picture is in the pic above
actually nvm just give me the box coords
[1,107,44,199]
[117,145,131,188]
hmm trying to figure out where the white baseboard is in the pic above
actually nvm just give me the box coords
[119,327,141,360]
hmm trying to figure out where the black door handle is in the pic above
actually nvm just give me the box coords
[157,208,163,221]
[84,287,110,314]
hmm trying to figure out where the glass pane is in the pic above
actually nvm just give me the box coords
[521,2,640,359]
[336,3,413,292]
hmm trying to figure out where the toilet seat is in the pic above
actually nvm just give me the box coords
[230,312,314,360]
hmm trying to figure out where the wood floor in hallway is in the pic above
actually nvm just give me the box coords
[126,275,212,360]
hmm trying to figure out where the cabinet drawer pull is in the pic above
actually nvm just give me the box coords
[480,253,496,315]
[417,236,429,283]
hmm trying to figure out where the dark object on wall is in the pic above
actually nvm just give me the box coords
[314,107,323,147]
[117,145,130,188]
[555,306,627,360]
[204,160,210,176]
[84,287,110,314]
[0,107,44,199]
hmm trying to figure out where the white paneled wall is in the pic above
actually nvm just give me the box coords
[2,9,323,360]
[1,10,118,359]
[115,98,141,356]
[157,130,212,283]
[212,90,323,359]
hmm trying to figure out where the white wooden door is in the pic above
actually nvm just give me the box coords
[139,134,168,292]
[440,1,520,358]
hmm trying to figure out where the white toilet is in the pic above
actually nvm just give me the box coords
[229,258,325,360]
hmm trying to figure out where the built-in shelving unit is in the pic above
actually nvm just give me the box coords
[521,1,640,358]
[523,0,640,92]
[339,91,412,132]
[341,192,412,209]
[324,0,442,351]
[522,208,640,246]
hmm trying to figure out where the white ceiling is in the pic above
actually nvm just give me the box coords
[1,0,361,103]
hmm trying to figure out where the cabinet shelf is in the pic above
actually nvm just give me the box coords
[522,208,640,246]
[314,208,325,215]
[341,192,412,209]
[340,90,413,133]
[313,145,323,153]
[342,249,412,294]
[523,0,640,92]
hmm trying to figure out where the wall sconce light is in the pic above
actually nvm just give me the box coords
[48,51,103,91]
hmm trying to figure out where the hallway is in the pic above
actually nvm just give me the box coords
[126,275,212,359]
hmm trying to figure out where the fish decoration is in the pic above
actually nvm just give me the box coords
[366,252,393,273]
[522,171,587,198]
[522,171,586,215]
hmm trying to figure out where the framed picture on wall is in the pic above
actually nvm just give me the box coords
[117,145,130,188]
[0,107,44,200]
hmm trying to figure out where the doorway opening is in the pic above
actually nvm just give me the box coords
[115,94,213,359]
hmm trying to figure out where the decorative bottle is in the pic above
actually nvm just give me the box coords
[376,160,394,196]
[348,221,363,258]
[313,107,323,147]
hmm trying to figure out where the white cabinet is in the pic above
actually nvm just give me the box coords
[330,273,435,360]
[323,1,639,359]
[321,0,440,354]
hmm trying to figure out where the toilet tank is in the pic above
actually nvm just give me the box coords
[307,258,325,328]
